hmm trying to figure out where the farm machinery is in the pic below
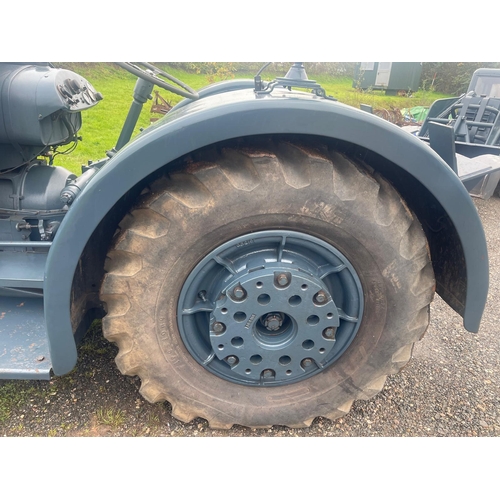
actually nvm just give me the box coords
[0,62,493,428]
[414,67,500,199]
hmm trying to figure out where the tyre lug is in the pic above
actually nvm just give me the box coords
[322,327,336,340]
[212,322,226,334]
[314,291,328,304]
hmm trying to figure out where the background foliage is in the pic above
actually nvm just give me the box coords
[420,62,500,94]
[169,62,500,95]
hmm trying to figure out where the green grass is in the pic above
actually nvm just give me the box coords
[96,407,126,427]
[0,381,44,423]
[57,63,221,174]
[56,63,450,174]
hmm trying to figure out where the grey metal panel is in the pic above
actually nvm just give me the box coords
[0,297,51,379]
[44,87,488,375]
[170,79,257,112]
[0,251,46,289]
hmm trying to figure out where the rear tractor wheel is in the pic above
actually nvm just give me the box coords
[100,139,435,429]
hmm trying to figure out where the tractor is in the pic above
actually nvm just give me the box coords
[0,62,492,428]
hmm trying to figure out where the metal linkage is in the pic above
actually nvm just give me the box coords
[254,62,336,101]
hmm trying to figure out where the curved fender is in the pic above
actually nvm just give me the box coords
[44,88,488,375]
[170,78,257,112]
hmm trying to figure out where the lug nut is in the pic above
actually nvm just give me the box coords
[226,356,238,366]
[263,313,284,332]
[322,327,336,340]
[314,291,328,304]
[277,273,289,286]
[232,285,246,300]
[262,369,275,379]
[301,358,313,369]
[212,322,225,334]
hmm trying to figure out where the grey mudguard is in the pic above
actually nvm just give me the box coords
[44,87,488,375]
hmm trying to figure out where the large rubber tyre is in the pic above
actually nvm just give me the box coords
[100,138,435,429]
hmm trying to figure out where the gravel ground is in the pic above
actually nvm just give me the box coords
[1,197,499,438]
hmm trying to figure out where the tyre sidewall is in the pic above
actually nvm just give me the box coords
[150,199,408,423]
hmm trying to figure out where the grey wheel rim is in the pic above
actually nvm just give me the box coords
[177,230,364,387]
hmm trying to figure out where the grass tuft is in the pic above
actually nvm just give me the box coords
[96,407,126,428]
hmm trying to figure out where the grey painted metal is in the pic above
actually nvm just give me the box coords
[458,154,500,198]
[43,87,488,375]
[0,241,51,248]
[115,78,155,151]
[419,91,500,148]
[0,252,46,289]
[0,64,99,145]
[169,79,258,112]
[468,68,500,96]
[428,122,458,173]
[256,63,333,100]
[0,297,52,379]
[177,230,363,386]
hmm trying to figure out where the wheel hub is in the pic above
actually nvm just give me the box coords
[178,230,363,387]
[209,266,340,383]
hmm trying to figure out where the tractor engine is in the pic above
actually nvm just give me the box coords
[0,63,102,241]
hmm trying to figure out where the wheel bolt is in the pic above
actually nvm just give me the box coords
[226,356,238,366]
[314,291,328,304]
[262,369,275,379]
[301,358,313,369]
[263,313,284,332]
[233,286,246,300]
[322,327,336,340]
[212,322,225,334]
[277,273,289,286]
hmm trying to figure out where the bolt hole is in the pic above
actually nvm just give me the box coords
[231,336,244,347]
[302,340,314,350]
[233,311,247,322]
[301,284,308,290]
[319,348,326,354]
[289,295,302,306]
[221,308,228,314]
[279,355,291,365]
[217,344,224,350]
[245,369,251,374]
[327,312,333,319]
[256,281,263,288]
[306,315,320,325]
[286,370,292,375]
[250,355,263,365]
[257,294,271,305]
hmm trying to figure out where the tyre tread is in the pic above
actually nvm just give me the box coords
[100,138,435,429]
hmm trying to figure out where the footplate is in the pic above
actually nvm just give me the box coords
[0,297,52,379]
